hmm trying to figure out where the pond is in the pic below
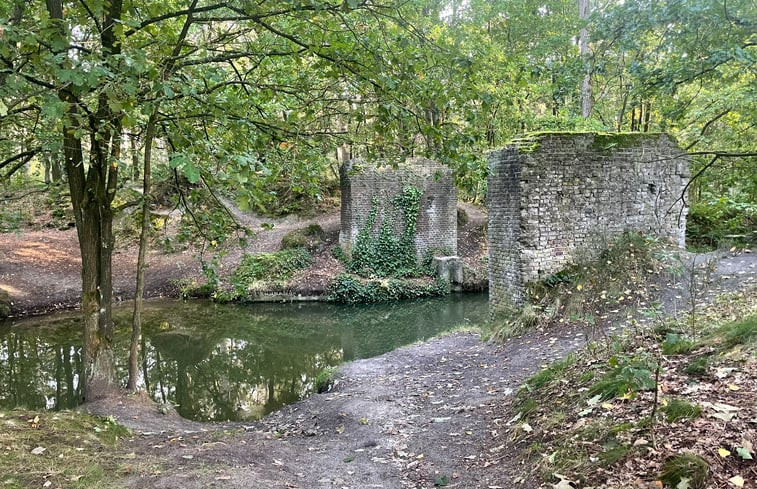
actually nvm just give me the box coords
[0,294,489,422]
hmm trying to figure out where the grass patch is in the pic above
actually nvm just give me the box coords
[662,398,702,422]
[0,410,134,489]
[523,354,577,392]
[659,454,709,489]
[662,332,696,355]
[683,356,710,376]
[710,314,756,349]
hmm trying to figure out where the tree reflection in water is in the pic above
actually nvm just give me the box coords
[0,293,487,421]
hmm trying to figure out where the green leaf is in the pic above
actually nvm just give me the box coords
[736,447,753,460]
[433,475,449,486]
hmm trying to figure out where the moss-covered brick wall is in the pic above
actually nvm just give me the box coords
[487,132,690,312]
[339,158,457,262]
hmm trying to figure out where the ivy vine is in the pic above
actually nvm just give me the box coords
[348,185,423,278]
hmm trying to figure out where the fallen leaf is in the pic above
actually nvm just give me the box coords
[727,384,740,391]
[728,475,744,487]
[735,447,752,460]
[718,448,731,458]
[553,473,575,489]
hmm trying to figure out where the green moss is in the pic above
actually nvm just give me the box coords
[508,131,666,155]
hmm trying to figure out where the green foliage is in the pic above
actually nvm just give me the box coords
[0,207,28,233]
[658,454,709,489]
[281,224,326,252]
[347,186,423,278]
[234,249,312,287]
[486,304,540,341]
[687,197,757,250]
[711,314,757,349]
[662,332,695,355]
[588,354,657,400]
[683,356,709,376]
[326,273,447,304]
[314,366,338,394]
[662,399,702,423]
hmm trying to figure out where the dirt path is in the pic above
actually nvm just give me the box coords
[114,328,586,489]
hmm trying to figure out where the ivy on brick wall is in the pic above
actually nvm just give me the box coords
[347,185,423,278]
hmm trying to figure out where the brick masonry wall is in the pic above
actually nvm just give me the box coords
[488,132,690,313]
[340,158,458,261]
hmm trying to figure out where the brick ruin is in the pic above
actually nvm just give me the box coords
[488,132,690,312]
[339,158,458,262]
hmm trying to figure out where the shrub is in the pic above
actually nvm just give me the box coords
[314,366,338,394]
[687,197,756,250]
[326,273,448,303]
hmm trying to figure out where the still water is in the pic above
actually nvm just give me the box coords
[0,294,488,422]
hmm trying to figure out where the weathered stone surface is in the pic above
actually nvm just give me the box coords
[434,256,463,290]
[339,158,457,261]
[488,132,690,312]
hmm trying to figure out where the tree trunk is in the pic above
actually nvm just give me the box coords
[48,0,123,401]
[128,114,156,391]
[578,0,593,118]
[130,133,141,181]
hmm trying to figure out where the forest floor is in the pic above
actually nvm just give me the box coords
[0,197,755,488]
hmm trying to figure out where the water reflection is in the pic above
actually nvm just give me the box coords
[0,294,488,421]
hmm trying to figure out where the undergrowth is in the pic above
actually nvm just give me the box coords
[488,232,667,340]
[326,273,448,303]
[508,287,756,488]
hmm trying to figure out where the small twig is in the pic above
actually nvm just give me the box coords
[1,185,50,201]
